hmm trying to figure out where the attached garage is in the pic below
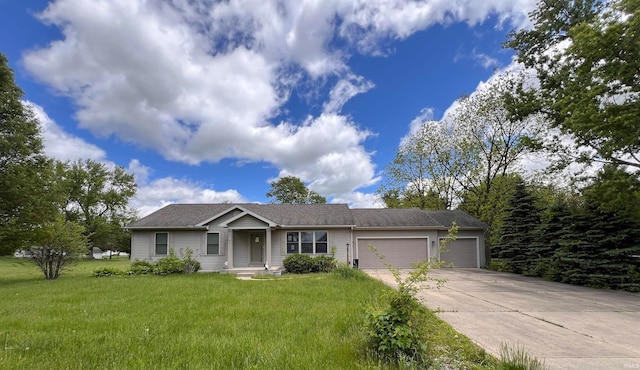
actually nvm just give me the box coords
[357,238,428,269]
[439,238,479,268]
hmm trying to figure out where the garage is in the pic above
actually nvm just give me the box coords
[357,238,428,269]
[439,238,478,268]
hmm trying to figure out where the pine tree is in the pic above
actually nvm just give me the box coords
[528,199,571,278]
[492,178,541,274]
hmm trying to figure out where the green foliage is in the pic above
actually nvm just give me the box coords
[29,217,87,280]
[266,175,326,204]
[153,248,186,275]
[498,343,549,370]
[332,262,370,280]
[363,225,457,366]
[283,253,337,274]
[506,0,640,169]
[311,254,335,272]
[492,179,541,274]
[0,53,57,255]
[129,259,154,275]
[56,159,137,255]
[282,253,314,273]
[92,267,123,277]
[180,248,201,274]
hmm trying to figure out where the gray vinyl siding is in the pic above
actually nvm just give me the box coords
[233,232,250,267]
[130,231,153,261]
[270,228,351,267]
[227,215,268,228]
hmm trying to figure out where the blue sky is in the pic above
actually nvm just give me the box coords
[1,0,537,216]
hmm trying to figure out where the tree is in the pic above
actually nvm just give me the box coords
[266,176,326,204]
[30,216,87,280]
[0,53,57,255]
[492,178,541,274]
[377,119,456,210]
[506,0,640,169]
[56,159,137,255]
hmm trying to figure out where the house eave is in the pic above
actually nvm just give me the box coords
[125,226,209,231]
[276,224,356,229]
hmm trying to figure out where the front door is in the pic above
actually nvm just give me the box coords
[250,232,264,264]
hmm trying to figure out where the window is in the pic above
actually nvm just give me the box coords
[286,231,328,254]
[155,232,168,255]
[207,233,220,255]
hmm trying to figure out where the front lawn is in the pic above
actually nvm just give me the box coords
[0,257,496,369]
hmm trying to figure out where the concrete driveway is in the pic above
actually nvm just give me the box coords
[365,268,640,370]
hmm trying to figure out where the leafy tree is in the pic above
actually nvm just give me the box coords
[492,179,541,274]
[29,216,87,280]
[56,159,137,256]
[506,0,640,169]
[266,176,326,204]
[377,120,457,210]
[0,53,57,254]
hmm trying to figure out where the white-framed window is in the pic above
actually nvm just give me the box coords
[286,231,328,254]
[155,232,168,255]
[207,233,220,255]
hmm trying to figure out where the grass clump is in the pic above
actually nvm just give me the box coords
[498,343,548,370]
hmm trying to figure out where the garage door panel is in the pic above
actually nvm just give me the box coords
[440,238,477,268]
[358,238,427,269]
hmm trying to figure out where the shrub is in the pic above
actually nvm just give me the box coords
[311,255,335,273]
[129,259,154,275]
[153,249,186,275]
[92,267,123,277]
[283,254,314,274]
[180,248,201,274]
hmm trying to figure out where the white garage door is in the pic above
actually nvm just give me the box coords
[440,238,478,268]
[357,238,427,269]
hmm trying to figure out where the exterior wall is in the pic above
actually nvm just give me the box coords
[227,215,268,228]
[269,228,351,268]
[130,231,153,261]
[232,232,250,267]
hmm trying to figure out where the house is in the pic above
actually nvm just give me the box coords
[126,203,487,271]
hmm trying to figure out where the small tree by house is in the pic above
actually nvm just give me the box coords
[30,217,87,280]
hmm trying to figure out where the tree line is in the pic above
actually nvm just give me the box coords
[378,0,640,291]
[0,53,137,279]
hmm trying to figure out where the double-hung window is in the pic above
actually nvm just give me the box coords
[207,233,220,255]
[287,231,328,254]
[155,232,168,255]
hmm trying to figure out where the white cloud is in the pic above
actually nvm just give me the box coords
[127,160,247,217]
[28,101,107,162]
[23,0,538,202]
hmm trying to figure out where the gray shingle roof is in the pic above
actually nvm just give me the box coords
[127,203,487,230]
[350,208,441,227]
[127,203,354,228]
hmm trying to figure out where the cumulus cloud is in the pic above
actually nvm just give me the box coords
[127,160,247,217]
[28,101,107,162]
[23,0,538,201]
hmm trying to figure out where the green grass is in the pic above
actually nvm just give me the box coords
[0,257,497,369]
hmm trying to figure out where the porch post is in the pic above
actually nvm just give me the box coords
[227,230,234,269]
[265,228,272,267]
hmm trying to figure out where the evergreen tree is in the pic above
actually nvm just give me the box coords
[528,199,572,279]
[492,178,541,274]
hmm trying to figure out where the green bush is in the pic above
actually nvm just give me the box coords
[283,254,314,274]
[365,289,428,363]
[92,267,123,277]
[129,259,154,275]
[311,255,336,273]
[153,249,186,275]
[180,248,201,274]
